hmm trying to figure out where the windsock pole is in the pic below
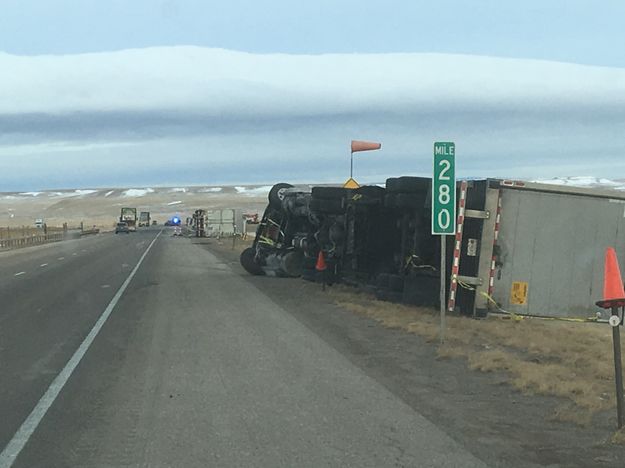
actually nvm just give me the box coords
[350,151,354,179]
[349,140,381,180]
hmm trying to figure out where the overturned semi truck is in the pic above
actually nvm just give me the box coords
[241,179,625,319]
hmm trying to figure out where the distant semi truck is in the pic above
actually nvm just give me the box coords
[138,211,151,227]
[120,207,137,231]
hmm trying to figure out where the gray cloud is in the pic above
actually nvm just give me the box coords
[1,47,625,190]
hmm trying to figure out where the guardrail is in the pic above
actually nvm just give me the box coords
[0,231,82,251]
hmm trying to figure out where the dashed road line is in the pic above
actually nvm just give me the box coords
[40,264,48,267]
[57,257,64,260]
[0,230,163,468]
[14,272,26,277]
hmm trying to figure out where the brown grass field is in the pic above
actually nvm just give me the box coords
[328,286,624,429]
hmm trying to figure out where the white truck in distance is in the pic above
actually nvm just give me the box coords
[139,211,151,227]
[120,207,137,231]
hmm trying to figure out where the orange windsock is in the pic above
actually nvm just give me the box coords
[596,247,625,308]
[315,251,327,271]
[351,140,382,153]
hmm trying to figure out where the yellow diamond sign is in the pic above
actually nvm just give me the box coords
[343,177,360,189]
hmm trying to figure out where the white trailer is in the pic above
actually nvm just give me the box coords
[447,179,625,319]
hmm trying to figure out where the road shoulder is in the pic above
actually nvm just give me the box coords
[206,239,625,468]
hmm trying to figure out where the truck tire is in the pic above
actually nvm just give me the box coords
[355,185,385,199]
[281,251,304,277]
[301,268,316,282]
[384,194,396,209]
[393,193,425,209]
[384,193,425,210]
[268,183,293,209]
[240,248,265,276]
[376,273,391,289]
[310,198,344,215]
[386,176,430,194]
[311,186,349,200]
[388,274,405,292]
[374,288,403,303]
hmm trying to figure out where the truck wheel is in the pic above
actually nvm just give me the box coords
[376,273,391,289]
[386,176,430,194]
[268,183,293,209]
[240,248,265,276]
[311,186,350,200]
[384,194,396,209]
[393,193,425,209]
[281,251,304,277]
[355,185,385,199]
[388,274,405,292]
[301,268,316,282]
[375,288,403,303]
[310,198,344,214]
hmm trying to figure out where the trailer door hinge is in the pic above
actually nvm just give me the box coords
[464,209,490,219]
[455,275,483,286]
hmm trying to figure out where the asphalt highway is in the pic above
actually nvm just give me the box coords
[0,229,486,467]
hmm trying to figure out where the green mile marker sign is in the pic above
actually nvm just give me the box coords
[432,142,456,235]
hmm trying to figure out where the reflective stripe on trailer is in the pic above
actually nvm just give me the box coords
[487,190,502,297]
[447,180,468,312]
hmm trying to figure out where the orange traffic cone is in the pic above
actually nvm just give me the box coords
[596,247,625,309]
[315,251,327,271]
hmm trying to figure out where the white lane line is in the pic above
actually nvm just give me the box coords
[57,257,64,261]
[0,230,162,468]
[72,253,77,256]
[14,272,26,277]
[40,264,48,268]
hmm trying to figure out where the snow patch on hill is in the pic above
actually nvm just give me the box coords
[235,186,272,195]
[533,177,625,190]
[122,188,155,197]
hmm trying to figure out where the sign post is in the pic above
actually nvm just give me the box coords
[432,142,456,344]
[610,308,624,428]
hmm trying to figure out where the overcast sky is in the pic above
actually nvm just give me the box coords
[1,1,624,191]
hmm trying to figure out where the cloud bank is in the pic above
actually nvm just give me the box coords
[1,46,625,190]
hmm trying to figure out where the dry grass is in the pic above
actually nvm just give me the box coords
[0,226,67,239]
[329,285,623,427]
[216,235,253,254]
[612,427,625,444]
